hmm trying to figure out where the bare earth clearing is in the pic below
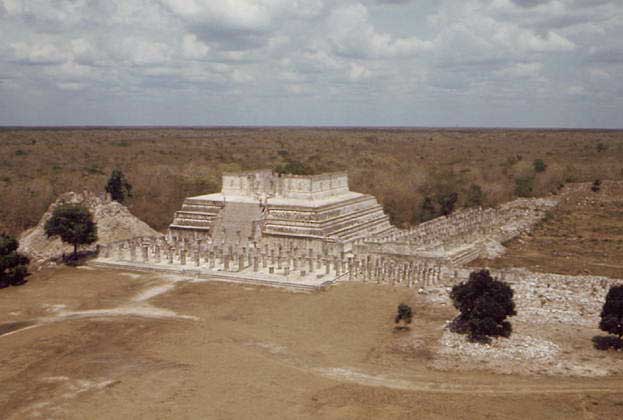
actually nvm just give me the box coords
[475,181,623,278]
[1,266,622,419]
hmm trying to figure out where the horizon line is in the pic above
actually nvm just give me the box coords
[1,124,622,131]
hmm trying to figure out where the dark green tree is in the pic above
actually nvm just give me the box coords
[450,269,516,343]
[514,176,534,197]
[0,234,29,288]
[533,159,547,173]
[105,169,132,203]
[394,303,413,329]
[466,184,485,207]
[437,192,458,216]
[599,285,623,339]
[418,196,437,222]
[44,204,98,260]
[274,160,312,175]
[591,179,602,193]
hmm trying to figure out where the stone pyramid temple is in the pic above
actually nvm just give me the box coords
[168,170,393,253]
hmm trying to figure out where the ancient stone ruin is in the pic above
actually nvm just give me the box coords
[93,170,558,290]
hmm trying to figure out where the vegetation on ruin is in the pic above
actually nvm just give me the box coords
[105,169,132,203]
[1,128,622,235]
[450,269,516,343]
[394,303,413,330]
[44,204,98,260]
[274,160,314,175]
[0,234,29,288]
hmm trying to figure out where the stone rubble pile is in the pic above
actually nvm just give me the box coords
[19,191,161,264]
[437,330,561,364]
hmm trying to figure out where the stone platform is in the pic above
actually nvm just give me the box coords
[90,257,342,291]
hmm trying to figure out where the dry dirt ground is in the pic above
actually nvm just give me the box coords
[475,181,623,278]
[2,267,623,419]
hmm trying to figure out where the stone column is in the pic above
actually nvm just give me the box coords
[194,251,200,267]
[180,249,187,265]
[348,258,353,281]
[167,248,174,264]
[253,256,259,272]
[224,255,230,271]
[117,244,124,261]
[154,246,161,263]
[142,246,149,262]
[334,257,341,276]
[209,252,215,269]
[238,254,245,272]
[130,244,136,262]
[324,259,330,275]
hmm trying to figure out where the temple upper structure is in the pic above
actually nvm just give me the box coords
[168,170,393,252]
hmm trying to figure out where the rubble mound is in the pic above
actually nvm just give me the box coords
[19,191,162,264]
[438,330,561,364]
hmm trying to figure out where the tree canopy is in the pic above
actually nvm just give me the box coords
[450,269,516,343]
[0,234,29,288]
[105,169,132,203]
[44,204,98,259]
[599,285,623,339]
[395,303,413,328]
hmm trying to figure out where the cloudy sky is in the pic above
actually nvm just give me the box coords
[0,0,621,127]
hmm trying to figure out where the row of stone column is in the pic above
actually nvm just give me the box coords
[347,258,443,287]
[101,240,351,278]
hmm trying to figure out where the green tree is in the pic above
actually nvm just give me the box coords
[591,179,602,193]
[599,285,623,339]
[514,176,534,197]
[418,196,437,222]
[394,303,413,329]
[274,160,312,175]
[466,184,485,207]
[437,192,458,216]
[533,159,547,173]
[44,204,98,260]
[450,269,516,343]
[0,234,29,288]
[105,169,132,203]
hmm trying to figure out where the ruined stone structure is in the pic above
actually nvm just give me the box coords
[93,170,559,290]
[355,198,558,266]
[169,170,393,254]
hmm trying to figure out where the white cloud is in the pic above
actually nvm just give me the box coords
[494,62,544,78]
[326,4,433,59]
[0,0,621,127]
[182,34,210,59]
[10,41,70,64]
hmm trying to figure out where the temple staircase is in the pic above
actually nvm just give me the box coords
[211,201,264,246]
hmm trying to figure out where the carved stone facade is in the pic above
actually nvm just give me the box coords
[168,170,393,252]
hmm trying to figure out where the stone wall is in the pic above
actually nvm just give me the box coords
[221,170,349,200]
[354,197,558,265]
